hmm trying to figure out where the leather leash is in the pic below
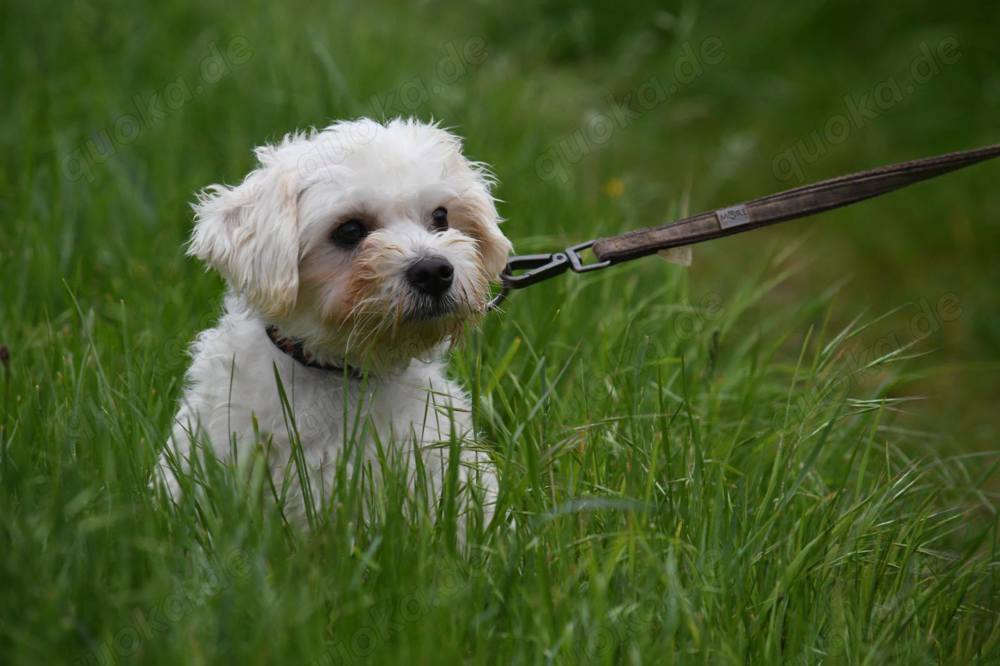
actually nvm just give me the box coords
[488,143,1000,310]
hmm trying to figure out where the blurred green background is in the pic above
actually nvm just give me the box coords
[3,0,998,455]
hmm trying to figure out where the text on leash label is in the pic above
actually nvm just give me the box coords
[716,205,751,229]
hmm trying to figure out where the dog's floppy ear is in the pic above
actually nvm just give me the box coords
[473,202,513,281]
[188,147,300,318]
[460,183,513,281]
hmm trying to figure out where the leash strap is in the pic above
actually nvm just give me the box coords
[489,143,1000,309]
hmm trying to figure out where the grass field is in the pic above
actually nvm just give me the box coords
[3,0,1000,663]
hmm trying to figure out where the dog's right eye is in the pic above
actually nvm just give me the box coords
[331,219,368,248]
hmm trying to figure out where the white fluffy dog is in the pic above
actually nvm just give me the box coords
[156,118,512,522]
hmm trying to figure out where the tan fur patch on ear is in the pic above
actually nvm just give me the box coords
[450,195,512,281]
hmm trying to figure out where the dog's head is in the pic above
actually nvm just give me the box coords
[189,118,512,369]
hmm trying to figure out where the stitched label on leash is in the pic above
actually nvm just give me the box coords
[716,205,751,229]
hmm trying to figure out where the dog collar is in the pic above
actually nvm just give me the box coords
[265,326,364,379]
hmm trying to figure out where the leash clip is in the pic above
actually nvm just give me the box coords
[564,240,611,273]
[487,240,612,310]
[487,252,568,311]
[502,252,570,287]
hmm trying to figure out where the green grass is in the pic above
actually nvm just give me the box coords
[3,0,1000,663]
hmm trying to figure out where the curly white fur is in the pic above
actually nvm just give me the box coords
[156,118,512,523]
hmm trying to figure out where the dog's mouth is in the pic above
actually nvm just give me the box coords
[404,294,461,322]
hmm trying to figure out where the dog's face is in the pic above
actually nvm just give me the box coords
[188,118,512,369]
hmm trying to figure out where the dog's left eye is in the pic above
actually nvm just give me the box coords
[431,207,448,232]
[331,219,368,248]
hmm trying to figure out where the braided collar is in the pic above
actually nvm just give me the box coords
[265,326,364,379]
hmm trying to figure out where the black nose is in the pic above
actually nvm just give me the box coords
[406,256,454,297]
